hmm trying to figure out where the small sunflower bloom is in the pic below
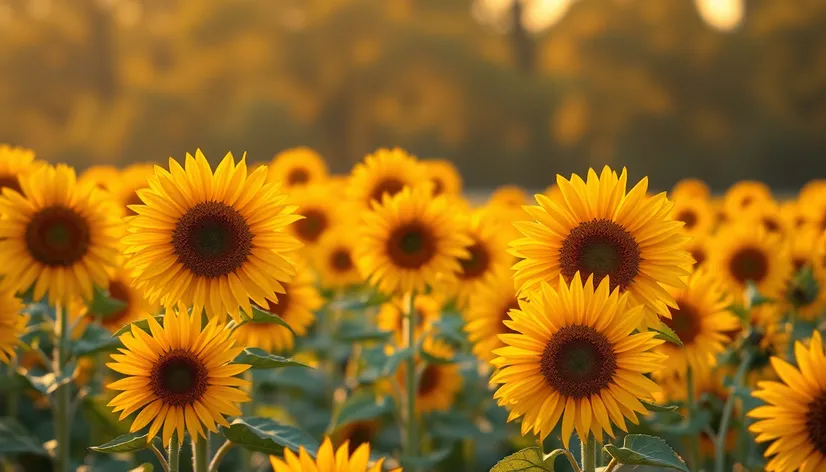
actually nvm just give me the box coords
[347,148,427,208]
[0,289,26,364]
[269,437,400,472]
[268,147,329,188]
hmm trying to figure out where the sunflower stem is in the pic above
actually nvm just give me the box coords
[208,440,234,472]
[786,308,797,361]
[581,433,597,472]
[6,358,19,419]
[168,431,180,472]
[715,350,752,472]
[193,434,209,472]
[403,291,419,471]
[52,302,71,472]
[686,366,701,471]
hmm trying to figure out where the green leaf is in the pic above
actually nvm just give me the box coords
[490,446,560,471]
[335,320,392,343]
[89,431,154,454]
[235,347,311,370]
[112,315,164,337]
[382,347,413,376]
[0,372,33,393]
[72,323,119,358]
[231,305,295,334]
[88,285,129,317]
[0,419,47,455]
[603,434,689,472]
[331,290,391,311]
[23,360,76,395]
[428,411,484,440]
[652,323,683,347]
[640,400,681,414]
[420,347,454,365]
[726,303,750,322]
[82,395,131,440]
[654,409,711,435]
[219,417,319,456]
[331,393,392,430]
[400,446,454,470]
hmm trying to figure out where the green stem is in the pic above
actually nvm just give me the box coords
[240,370,254,471]
[715,351,752,472]
[786,308,797,361]
[53,303,71,472]
[404,291,419,471]
[536,436,545,456]
[208,440,234,472]
[604,459,618,472]
[193,434,209,472]
[686,366,700,471]
[6,358,18,418]
[581,433,596,472]
[168,431,180,472]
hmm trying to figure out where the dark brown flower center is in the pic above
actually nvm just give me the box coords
[559,219,641,291]
[330,248,354,273]
[431,178,445,196]
[692,247,707,267]
[793,258,808,274]
[663,300,702,345]
[499,300,520,335]
[386,221,436,269]
[150,349,208,406]
[172,201,253,278]
[806,391,826,456]
[369,178,405,203]
[0,173,21,194]
[101,280,131,325]
[294,209,328,243]
[675,210,698,229]
[25,206,91,267]
[540,325,617,398]
[418,365,440,396]
[459,241,490,280]
[287,168,310,186]
[728,247,769,284]
[342,422,375,454]
[762,217,780,234]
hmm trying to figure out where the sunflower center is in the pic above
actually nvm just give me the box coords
[150,349,208,406]
[691,247,707,267]
[806,391,826,456]
[793,258,808,273]
[559,219,641,291]
[102,280,131,323]
[675,210,698,229]
[0,173,21,193]
[25,206,91,267]
[499,300,520,335]
[294,209,328,243]
[418,365,440,396]
[763,217,780,233]
[540,325,617,398]
[431,178,445,195]
[459,241,490,280]
[172,201,253,278]
[370,178,405,203]
[728,247,769,284]
[345,423,374,454]
[330,248,354,272]
[287,168,310,186]
[663,301,702,345]
[387,221,436,269]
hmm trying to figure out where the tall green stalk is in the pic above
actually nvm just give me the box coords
[581,433,596,472]
[168,432,180,472]
[53,303,71,472]
[404,292,419,471]
[686,366,700,470]
[193,434,209,472]
[715,351,752,472]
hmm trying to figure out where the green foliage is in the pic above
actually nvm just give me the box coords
[235,348,311,369]
[652,324,683,347]
[219,417,320,456]
[88,285,129,318]
[231,305,296,335]
[112,315,165,337]
[0,419,48,456]
[489,447,567,471]
[90,431,155,454]
[335,320,393,343]
[329,392,393,431]
[72,324,119,358]
[603,435,689,472]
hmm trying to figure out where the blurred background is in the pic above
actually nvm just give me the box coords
[0,0,824,191]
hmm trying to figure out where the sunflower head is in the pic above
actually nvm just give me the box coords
[377,294,443,348]
[722,180,772,218]
[421,159,462,196]
[79,165,120,190]
[288,183,340,248]
[784,227,826,319]
[269,437,399,472]
[0,163,123,304]
[464,269,520,364]
[347,148,427,208]
[332,420,380,455]
[268,147,328,188]
[0,145,39,194]
[103,163,156,216]
[670,196,715,237]
[0,288,27,364]
[670,178,710,201]
[90,268,159,333]
[491,273,666,447]
[312,229,363,289]
[123,150,303,321]
[488,185,528,208]
[397,336,462,414]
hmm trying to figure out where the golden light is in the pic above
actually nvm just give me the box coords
[472,0,575,33]
[695,0,745,31]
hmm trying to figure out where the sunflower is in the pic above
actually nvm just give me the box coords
[464,269,520,364]
[232,261,322,353]
[723,303,788,382]
[670,178,710,201]
[355,186,471,295]
[79,165,120,190]
[654,269,738,378]
[346,148,427,208]
[727,199,790,237]
[0,145,39,194]
[544,184,563,202]
[104,163,156,216]
[706,223,792,303]
[488,185,528,208]
[287,183,340,249]
[491,273,666,446]
[91,268,159,332]
[269,437,399,472]
[780,200,808,232]
[479,203,528,245]
[722,180,773,219]
[422,159,462,196]
[0,289,26,364]
[0,163,123,304]
[670,197,715,237]
[799,192,826,232]
[377,295,442,348]
[332,420,380,455]
[268,147,329,188]
[785,227,826,320]
[748,331,826,471]
[122,151,303,321]
[510,166,693,328]
[106,306,252,447]
[313,229,363,289]
[799,179,826,203]
[397,338,462,414]
[686,235,710,269]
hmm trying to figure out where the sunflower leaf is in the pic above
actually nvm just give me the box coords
[72,323,120,358]
[219,417,319,456]
[639,400,681,414]
[112,315,164,337]
[22,360,76,395]
[399,446,453,470]
[0,419,48,456]
[603,434,689,471]
[231,305,295,334]
[88,285,129,318]
[382,347,413,376]
[89,431,154,454]
[489,446,560,471]
[329,392,392,430]
[652,324,683,346]
[335,320,393,343]
[235,347,311,369]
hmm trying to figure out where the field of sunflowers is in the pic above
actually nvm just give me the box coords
[0,144,824,472]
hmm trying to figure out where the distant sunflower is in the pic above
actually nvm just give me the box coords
[491,274,666,446]
[91,268,159,332]
[347,148,427,208]
[728,200,790,237]
[799,192,826,232]
[422,159,462,196]
[785,227,826,320]
[397,338,461,414]
[0,164,122,304]
[377,295,442,348]
[722,180,772,219]
[479,203,528,245]
[268,147,328,188]
[79,165,120,190]
[488,185,528,208]
[686,235,710,269]
[707,223,792,303]
[780,200,808,232]
[123,151,303,321]
[670,178,710,201]
[355,186,472,294]
[544,184,563,202]
[232,262,322,353]
[106,306,251,447]
[799,179,826,203]
[655,269,738,378]
[749,331,826,471]
[313,229,362,289]
[510,166,693,328]
[269,437,398,472]
[464,269,520,364]
[670,197,715,237]
[0,289,26,364]
[449,209,512,308]
[287,184,339,248]
[0,145,39,194]
[332,420,381,455]
[104,163,156,216]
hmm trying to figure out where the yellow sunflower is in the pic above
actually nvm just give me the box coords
[722,180,773,218]
[287,183,340,249]
[268,147,329,188]
[544,184,563,202]
[706,223,792,303]
[491,273,666,447]
[232,262,322,353]
[488,185,529,208]
[670,196,715,237]
[654,269,738,378]
[510,166,693,328]
[397,338,462,414]
[312,229,363,289]
[0,163,123,304]
[748,331,826,472]
[355,186,471,295]
[464,269,520,364]
[104,163,156,216]
[377,294,442,348]
[122,150,303,321]
[727,199,790,237]
[0,289,26,364]
[479,202,528,245]
[91,268,159,333]
[0,145,39,194]
[346,148,427,208]
[332,420,380,455]
[785,227,826,320]
[106,306,252,447]
[79,165,120,190]
[780,200,808,232]
[269,437,399,472]
[421,159,462,196]
[686,235,710,270]
[799,179,826,203]
[670,178,710,201]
